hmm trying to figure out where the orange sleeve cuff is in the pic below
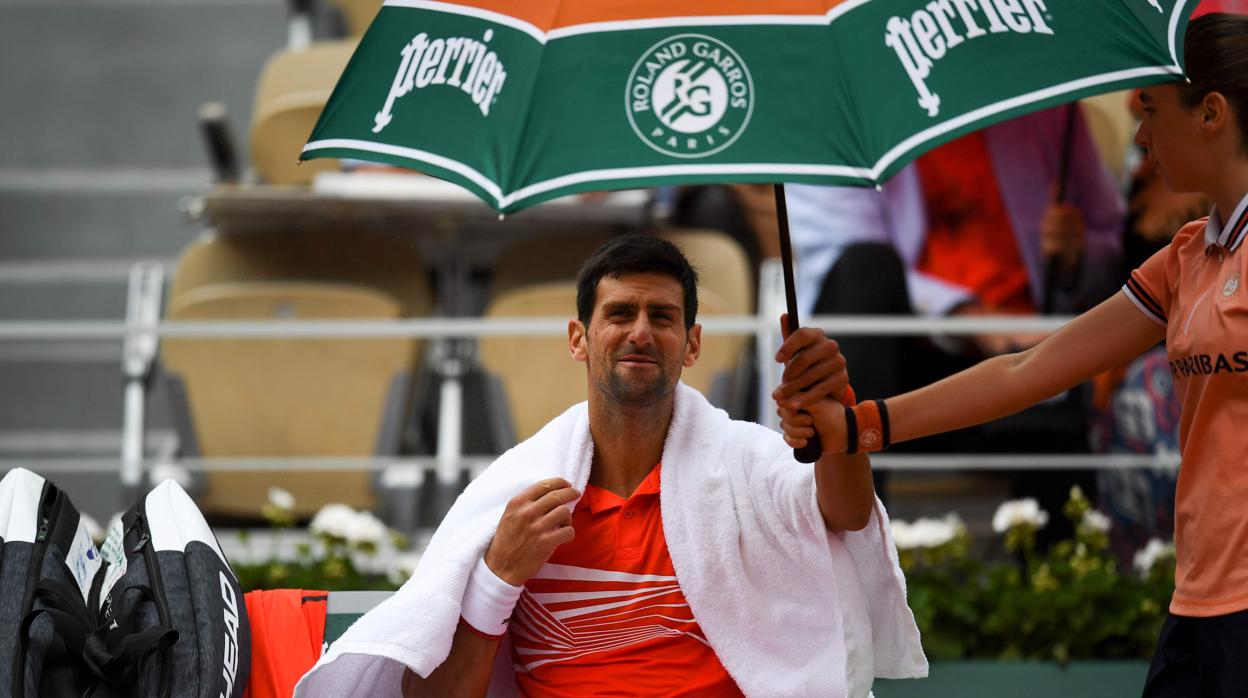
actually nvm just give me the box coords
[847,399,889,453]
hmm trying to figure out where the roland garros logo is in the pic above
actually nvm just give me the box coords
[626,34,754,159]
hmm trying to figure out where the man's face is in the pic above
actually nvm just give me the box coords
[569,272,701,408]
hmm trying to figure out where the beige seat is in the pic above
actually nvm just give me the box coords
[488,229,616,300]
[478,282,583,441]
[659,228,753,315]
[658,228,754,421]
[162,230,433,517]
[167,230,431,312]
[250,39,357,185]
[329,0,382,36]
[660,226,752,387]
[479,227,753,441]
[1079,92,1136,185]
[489,227,752,314]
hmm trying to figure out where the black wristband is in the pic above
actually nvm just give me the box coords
[875,399,891,449]
[843,405,859,455]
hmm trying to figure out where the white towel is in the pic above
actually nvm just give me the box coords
[294,382,927,697]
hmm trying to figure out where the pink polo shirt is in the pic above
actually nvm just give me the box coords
[1122,192,1248,616]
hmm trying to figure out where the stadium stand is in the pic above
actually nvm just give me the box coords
[329,0,382,36]
[250,39,357,186]
[162,229,433,518]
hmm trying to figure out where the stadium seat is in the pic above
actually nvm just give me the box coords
[1079,92,1136,185]
[659,228,753,315]
[250,39,356,185]
[329,0,382,36]
[161,230,433,518]
[487,229,615,300]
[478,281,582,442]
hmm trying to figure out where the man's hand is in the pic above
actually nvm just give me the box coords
[771,314,849,454]
[484,479,579,586]
[1040,201,1087,274]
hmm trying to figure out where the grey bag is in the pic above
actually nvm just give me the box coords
[0,469,249,698]
[0,467,104,698]
[91,479,249,698]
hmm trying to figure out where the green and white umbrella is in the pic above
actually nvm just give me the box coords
[303,0,1195,211]
[302,0,1196,458]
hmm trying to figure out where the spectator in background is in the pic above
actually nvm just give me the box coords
[660,184,781,278]
[785,105,1125,532]
[1091,89,1210,563]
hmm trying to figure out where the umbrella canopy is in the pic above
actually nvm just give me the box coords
[301,0,1199,461]
[302,0,1197,213]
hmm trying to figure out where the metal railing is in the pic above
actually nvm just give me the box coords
[0,314,1075,340]
[0,259,1173,508]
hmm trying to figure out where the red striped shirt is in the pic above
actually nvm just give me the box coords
[509,464,742,696]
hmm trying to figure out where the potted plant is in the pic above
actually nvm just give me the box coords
[231,488,418,592]
[876,487,1175,698]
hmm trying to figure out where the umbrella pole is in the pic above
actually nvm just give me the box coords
[773,184,823,464]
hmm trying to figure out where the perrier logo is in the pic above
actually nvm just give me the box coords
[626,34,753,159]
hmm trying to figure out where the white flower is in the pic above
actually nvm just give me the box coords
[346,510,388,547]
[309,504,389,547]
[991,498,1050,534]
[1080,510,1112,534]
[309,503,359,540]
[387,552,423,586]
[1134,538,1175,576]
[267,487,295,511]
[891,513,963,550]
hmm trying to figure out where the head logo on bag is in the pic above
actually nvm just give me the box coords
[220,570,240,698]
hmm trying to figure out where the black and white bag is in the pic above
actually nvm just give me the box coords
[0,469,249,698]
[91,479,250,698]
[0,467,104,697]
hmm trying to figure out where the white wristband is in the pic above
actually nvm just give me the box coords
[460,556,524,637]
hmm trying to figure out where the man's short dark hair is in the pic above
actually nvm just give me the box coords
[575,235,699,330]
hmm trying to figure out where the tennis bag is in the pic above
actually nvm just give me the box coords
[0,469,249,698]
[0,467,103,698]
[91,478,250,698]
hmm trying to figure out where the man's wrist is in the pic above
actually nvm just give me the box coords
[461,555,524,638]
